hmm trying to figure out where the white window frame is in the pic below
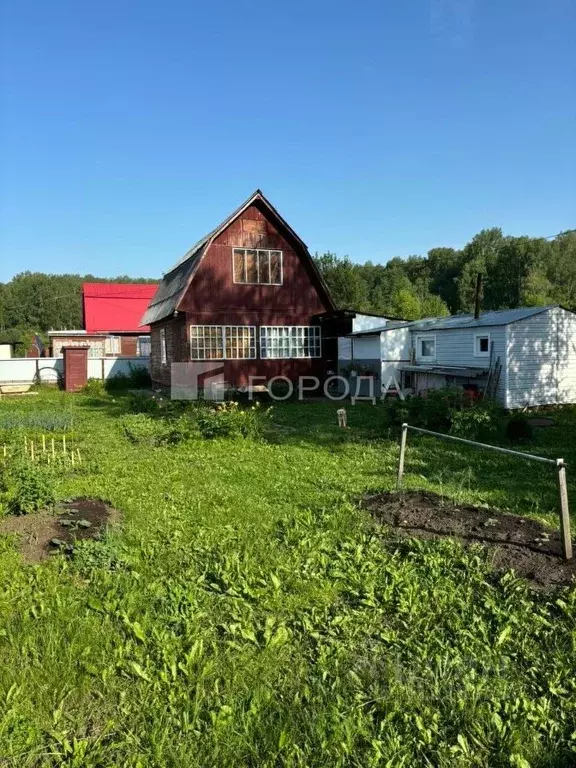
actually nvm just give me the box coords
[104,335,121,355]
[259,326,322,359]
[415,334,436,361]
[137,335,151,357]
[160,327,167,365]
[232,248,283,285]
[474,332,491,358]
[189,325,256,361]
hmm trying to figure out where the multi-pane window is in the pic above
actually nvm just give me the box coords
[224,326,256,359]
[233,248,282,285]
[260,326,321,359]
[190,326,256,360]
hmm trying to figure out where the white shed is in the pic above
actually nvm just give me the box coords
[341,305,576,408]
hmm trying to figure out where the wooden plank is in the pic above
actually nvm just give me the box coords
[397,423,408,489]
[556,459,573,560]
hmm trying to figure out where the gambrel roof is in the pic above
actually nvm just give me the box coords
[141,190,335,326]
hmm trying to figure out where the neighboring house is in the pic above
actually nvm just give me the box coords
[141,190,339,387]
[345,306,576,408]
[316,310,405,368]
[49,282,158,358]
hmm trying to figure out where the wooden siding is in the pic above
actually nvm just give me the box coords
[177,203,329,322]
[149,202,332,386]
[150,321,174,386]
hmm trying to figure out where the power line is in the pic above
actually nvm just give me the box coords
[543,229,576,240]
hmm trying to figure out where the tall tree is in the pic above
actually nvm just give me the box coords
[314,253,369,311]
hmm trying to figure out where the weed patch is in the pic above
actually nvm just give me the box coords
[0,392,574,766]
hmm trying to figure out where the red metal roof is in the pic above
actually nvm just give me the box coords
[82,283,159,333]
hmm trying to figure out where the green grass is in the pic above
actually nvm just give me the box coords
[0,391,575,767]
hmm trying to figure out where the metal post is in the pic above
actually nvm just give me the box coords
[397,423,408,489]
[556,459,573,560]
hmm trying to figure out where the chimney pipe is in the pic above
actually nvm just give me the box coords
[474,273,483,320]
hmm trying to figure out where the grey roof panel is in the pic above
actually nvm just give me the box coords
[349,306,559,336]
[140,244,206,326]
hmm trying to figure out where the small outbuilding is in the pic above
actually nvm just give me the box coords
[343,305,576,408]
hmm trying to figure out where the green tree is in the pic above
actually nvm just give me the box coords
[314,253,369,310]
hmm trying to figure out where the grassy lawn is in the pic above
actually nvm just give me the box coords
[0,390,575,767]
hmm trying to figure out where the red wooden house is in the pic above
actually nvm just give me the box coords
[141,190,336,387]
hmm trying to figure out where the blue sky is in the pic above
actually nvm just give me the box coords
[1,0,574,282]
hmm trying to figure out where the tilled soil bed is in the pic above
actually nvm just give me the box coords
[0,498,120,563]
[364,491,576,590]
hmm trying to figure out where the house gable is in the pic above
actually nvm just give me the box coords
[177,200,333,322]
[141,190,334,326]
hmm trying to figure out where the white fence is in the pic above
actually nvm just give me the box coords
[0,356,150,385]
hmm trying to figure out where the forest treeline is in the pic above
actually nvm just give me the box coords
[0,274,158,346]
[0,227,574,345]
[314,228,576,320]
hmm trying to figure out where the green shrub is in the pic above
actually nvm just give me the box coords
[450,400,503,441]
[385,388,505,441]
[385,388,465,432]
[121,414,168,445]
[121,413,198,446]
[196,401,270,439]
[0,458,56,515]
[105,364,151,392]
[126,392,161,415]
[82,379,107,397]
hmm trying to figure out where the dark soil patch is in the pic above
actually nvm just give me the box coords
[364,491,576,590]
[0,498,120,564]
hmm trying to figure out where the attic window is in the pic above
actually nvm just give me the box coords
[233,248,282,285]
[474,333,490,357]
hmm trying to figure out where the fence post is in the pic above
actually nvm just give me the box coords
[397,423,408,489]
[556,459,573,560]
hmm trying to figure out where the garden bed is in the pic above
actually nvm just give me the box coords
[364,490,576,590]
[0,498,120,563]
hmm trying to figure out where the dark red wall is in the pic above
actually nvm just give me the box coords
[178,203,329,324]
[163,202,331,386]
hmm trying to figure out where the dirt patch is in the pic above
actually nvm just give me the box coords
[364,491,576,590]
[0,498,120,564]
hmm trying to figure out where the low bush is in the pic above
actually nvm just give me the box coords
[105,364,151,392]
[126,392,161,415]
[196,401,270,439]
[122,400,271,443]
[82,379,107,397]
[0,458,56,515]
[121,414,170,445]
[450,399,503,441]
[121,412,199,446]
[384,388,505,441]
